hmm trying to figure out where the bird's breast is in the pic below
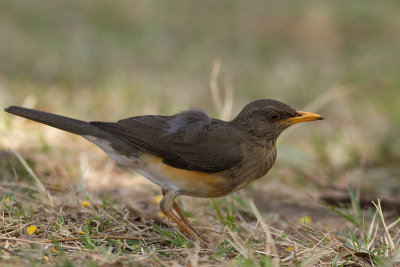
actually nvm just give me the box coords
[228,141,277,191]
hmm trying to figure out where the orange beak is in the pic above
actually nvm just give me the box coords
[281,111,324,125]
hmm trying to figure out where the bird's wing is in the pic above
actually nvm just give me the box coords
[90,111,243,172]
[163,123,244,172]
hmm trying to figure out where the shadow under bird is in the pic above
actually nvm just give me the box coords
[5,99,323,241]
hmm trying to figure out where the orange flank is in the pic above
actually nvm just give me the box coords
[139,153,232,198]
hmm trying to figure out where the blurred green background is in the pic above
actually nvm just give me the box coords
[1,0,399,195]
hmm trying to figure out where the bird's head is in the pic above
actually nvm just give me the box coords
[231,99,324,140]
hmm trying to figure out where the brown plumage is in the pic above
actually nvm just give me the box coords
[5,99,323,242]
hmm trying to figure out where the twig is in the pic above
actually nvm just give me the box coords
[0,237,84,251]
[49,235,159,242]
[0,245,33,260]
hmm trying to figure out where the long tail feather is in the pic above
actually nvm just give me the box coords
[5,106,94,136]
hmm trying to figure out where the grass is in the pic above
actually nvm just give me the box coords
[1,89,399,266]
[1,1,400,266]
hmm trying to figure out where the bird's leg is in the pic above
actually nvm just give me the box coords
[162,189,195,231]
[160,189,200,241]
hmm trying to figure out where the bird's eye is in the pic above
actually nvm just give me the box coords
[269,112,281,122]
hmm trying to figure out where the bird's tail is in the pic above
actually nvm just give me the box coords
[5,106,97,136]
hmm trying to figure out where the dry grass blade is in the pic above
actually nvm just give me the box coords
[209,58,222,114]
[367,210,379,250]
[227,227,250,258]
[1,133,53,205]
[387,216,400,230]
[209,58,234,121]
[372,199,395,251]
[248,199,280,267]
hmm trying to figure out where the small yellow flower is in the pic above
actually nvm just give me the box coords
[38,256,49,262]
[299,215,312,225]
[286,247,294,251]
[77,230,85,235]
[153,195,163,204]
[51,248,60,254]
[117,239,121,242]
[82,201,90,208]
[27,225,37,235]
[3,196,11,204]
[157,212,165,218]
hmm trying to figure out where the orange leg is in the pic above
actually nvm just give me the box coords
[162,210,200,241]
[162,189,195,231]
[172,202,195,231]
[160,189,200,241]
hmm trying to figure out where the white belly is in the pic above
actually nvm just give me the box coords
[83,135,139,166]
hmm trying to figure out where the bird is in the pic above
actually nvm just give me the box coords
[5,99,323,241]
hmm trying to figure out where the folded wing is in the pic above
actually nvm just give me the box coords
[91,110,243,172]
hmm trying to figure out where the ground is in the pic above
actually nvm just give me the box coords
[1,1,400,266]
